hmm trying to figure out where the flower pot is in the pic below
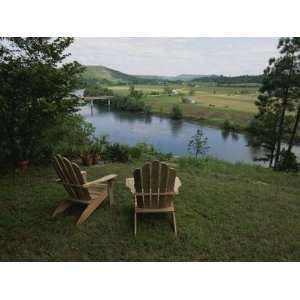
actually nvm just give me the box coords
[81,156,92,166]
[91,154,100,165]
[17,160,29,172]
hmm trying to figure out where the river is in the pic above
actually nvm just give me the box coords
[80,103,300,165]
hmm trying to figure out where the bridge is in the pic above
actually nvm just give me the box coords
[83,96,115,107]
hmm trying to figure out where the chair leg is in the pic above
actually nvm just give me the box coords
[52,200,72,217]
[77,199,102,225]
[134,212,137,236]
[107,181,114,207]
[172,211,177,236]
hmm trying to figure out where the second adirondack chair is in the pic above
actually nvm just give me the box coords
[126,161,181,236]
[53,154,117,224]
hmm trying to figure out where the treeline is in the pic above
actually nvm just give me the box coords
[191,75,263,85]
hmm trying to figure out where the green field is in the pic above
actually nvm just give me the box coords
[109,83,259,128]
[1,158,299,261]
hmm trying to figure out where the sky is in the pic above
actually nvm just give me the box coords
[69,38,279,76]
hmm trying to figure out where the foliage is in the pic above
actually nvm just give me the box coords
[38,114,95,161]
[222,120,240,131]
[277,149,299,172]
[102,143,130,162]
[189,89,195,96]
[90,135,110,156]
[111,95,151,114]
[188,128,209,158]
[170,105,183,120]
[84,84,113,97]
[129,85,143,99]
[0,37,83,165]
[132,143,173,161]
[254,37,300,170]
[163,85,172,95]
[128,146,143,160]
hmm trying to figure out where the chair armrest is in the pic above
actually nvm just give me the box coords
[126,177,135,193]
[55,178,62,183]
[174,177,181,194]
[83,174,117,188]
[81,171,87,183]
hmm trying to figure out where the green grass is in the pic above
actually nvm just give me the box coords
[109,84,258,128]
[1,159,299,261]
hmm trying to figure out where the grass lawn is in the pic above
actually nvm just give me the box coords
[1,159,299,261]
[110,84,258,128]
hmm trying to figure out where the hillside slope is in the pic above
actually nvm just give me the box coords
[82,65,143,83]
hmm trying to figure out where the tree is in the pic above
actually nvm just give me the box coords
[254,37,300,170]
[188,128,209,158]
[170,105,183,120]
[129,85,143,99]
[0,38,83,165]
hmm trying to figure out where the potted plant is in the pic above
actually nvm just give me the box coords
[17,160,29,172]
[90,135,110,165]
[16,149,30,172]
[80,145,93,166]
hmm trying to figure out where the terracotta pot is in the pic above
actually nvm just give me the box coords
[17,160,29,172]
[91,154,100,165]
[81,156,92,166]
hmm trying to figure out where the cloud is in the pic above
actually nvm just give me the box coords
[68,37,279,76]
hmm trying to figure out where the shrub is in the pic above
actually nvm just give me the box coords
[129,146,143,160]
[102,143,130,162]
[133,143,172,161]
[112,96,151,114]
[222,120,240,131]
[37,114,95,162]
[170,105,183,120]
[277,149,299,172]
[187,128,209,158]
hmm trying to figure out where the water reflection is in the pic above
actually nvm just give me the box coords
[221,129,239,142]
[170,120,183,137]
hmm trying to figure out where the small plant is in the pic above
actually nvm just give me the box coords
[80,144,93,166]
[188,128,209,159]
[102,143,130,162]
[170,105,183,120]
[90,135,110,164]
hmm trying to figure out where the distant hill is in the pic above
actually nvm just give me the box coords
[81,65,262,85]
[136,74,207,81]
[82,65,207,84]
[82,65,140,83]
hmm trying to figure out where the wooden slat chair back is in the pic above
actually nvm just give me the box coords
[53,155,91,203]
[52,154,117,224]
[133,161,177,209]
[126,161,181,236]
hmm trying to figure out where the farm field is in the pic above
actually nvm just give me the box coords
[109,83,260,128]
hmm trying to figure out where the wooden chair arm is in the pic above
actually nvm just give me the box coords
[81,171,87,183]
[83,174,117,188]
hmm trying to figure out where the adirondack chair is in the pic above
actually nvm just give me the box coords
[126,161,181,236]
[53,154,117,224]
